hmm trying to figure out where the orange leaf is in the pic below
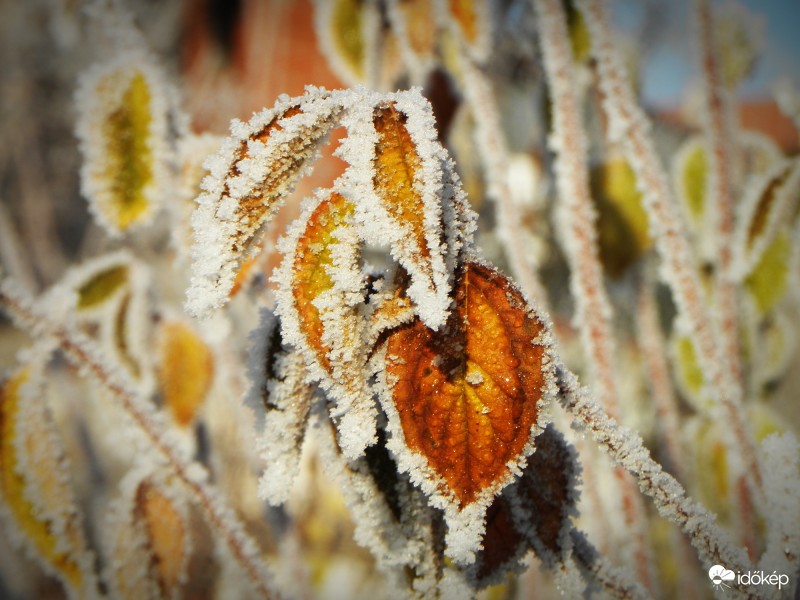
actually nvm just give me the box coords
[135,481,187,596]
[373,103,431,262]
[384,261,552,506]
[290,191,356,374]
[158,321,214,428]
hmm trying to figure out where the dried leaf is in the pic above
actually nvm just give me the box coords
[0,367,96,598]
[381,261,554,563]
[275,189,376,459]
[76,55,171,235]
[188,89,343,317]
[158,320,214,428]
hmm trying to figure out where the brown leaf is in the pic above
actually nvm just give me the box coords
[384,261,552,506]
[745,161,793,249]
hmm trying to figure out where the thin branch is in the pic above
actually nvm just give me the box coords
[457,52,550,311]
[575,0,763,502]
[556,364,766,599]
[569,529,651,600]
[533,0,654,587]
[693,0,745,432]
[0,279,279,600]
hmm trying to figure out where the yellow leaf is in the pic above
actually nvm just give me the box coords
[674,137,708,227]
[158,321,214,428]
[745,229,791,315]
[76,264,129,309]
[590,157,652,277]
[0,368,94,597]
[331,0,365,81]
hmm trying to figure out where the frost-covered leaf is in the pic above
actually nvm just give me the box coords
[315,416,444,595]
[187,89,343,318]
[386,0,437,81]
[443,0,492,61]
[380,261,554,564]
[734,159,800,278]
[274,189,376,459]
[0,367,97,599]
[590,156,652,277]
[466,425,579,587]
[670,334,711,412]
[313,0,379,86]
[255,345,316,506]
[105,470,190,600]
[76,54,171,235]
[59,251,134,313]
[745,228,791,315]
[672,136,708,232]
[157,319,214,428]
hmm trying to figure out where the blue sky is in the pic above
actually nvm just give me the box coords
[611,0,800,108]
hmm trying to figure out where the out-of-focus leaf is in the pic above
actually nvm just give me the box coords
[590,157,652,277]
[673,136,708,229]
[745,229,791,315]
[76,264,129,309]
[76,57,171,234]
[158,320,214,428]
[0,368,96,598]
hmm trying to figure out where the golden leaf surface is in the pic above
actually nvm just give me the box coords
[373,103,431,263]
[291,192,357,374]
[158,321,214,427]
[385,262,550,505]
[135,481,187,597]
[102,71,154,230]
[76,264,129,309]
[0,370,86,593]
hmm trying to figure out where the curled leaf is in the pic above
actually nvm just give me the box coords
[381,261,554,563]
[363,94,455,329]
[158,320,214,428]
[187,89,343,317]
[76,54,171,235]
[0,367,96,598]
[275,189,376,459]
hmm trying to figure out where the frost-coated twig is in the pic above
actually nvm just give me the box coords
[0,279,279,600]
[569,529,651,600]
[556,364,764,599]
[533,0,654,587]
[575,0,763,502]
[457,51,549,311]
[635,279,684,481]
[693,0,744,423]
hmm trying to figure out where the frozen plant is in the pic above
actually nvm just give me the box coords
[0,0,799,599]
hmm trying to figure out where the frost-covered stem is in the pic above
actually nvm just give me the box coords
[693,0,744,413]
[575,0,763,501]
[0,280,279,600]
[569,529,652,600]
[457,52,549,310]
[533,0,654,587]
[557,365,763,598]
[636,279,684,481]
